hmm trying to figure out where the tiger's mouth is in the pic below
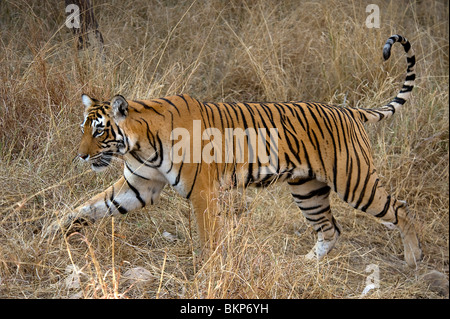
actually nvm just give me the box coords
[90,152,113,171]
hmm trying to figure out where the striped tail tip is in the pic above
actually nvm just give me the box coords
[359,35,415,124]
[383,43,392,60]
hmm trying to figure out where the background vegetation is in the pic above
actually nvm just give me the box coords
[0,0,448,298]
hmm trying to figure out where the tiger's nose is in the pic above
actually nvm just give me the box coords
[78,153,90,161]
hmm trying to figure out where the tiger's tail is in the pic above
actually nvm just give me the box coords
[359,34,416,123]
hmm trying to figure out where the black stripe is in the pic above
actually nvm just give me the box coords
[111,199,128,214]
[204,103,216,126]
[173,161,184,186]
[186,163,200,199]
[385,104,395,113]
[288,177,313,186]
[297,204,322,211]
[104,194,112,215]
[291,185,330,200]
[252,104,278,157]
[243,103,258,129]
[260,103,277,129]
[152,133,164,168]
[406,57,416,73]
[209,102,225,130]
[331,216,341,235]
[403,41,411,53]
[291,103,307,131]
[125,162,149,180]
[354,169,372,210]
[177,94,191,113]
[393,97,406,105]
[222,102,235,128]
[343,158,353,202]
[310,129,327,177]
[400,85,414,92]
[307,103,325,139]
[375,195,391,219]
[281,121,302,164]
[300,140,314,178]
[307,205,331,216]
[133,100,165,117]
[360,178,379,212]
[392,200,402,225]
[159,97,181,116]
[124,176,146,208]
[304,215,327,223]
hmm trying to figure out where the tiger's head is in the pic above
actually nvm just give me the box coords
[78,94,130,171]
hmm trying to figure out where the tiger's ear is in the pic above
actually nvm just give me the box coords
[82,94,95,108]
[111,95,128,121]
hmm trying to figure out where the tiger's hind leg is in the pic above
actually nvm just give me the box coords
[342,172,422,268]
[385,199,422,267]
[289,178,341,260]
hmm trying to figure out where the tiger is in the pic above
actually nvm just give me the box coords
[46,34,422,267]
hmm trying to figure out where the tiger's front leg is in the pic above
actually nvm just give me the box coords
[45,174,166,237]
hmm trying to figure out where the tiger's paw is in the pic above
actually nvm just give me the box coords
[403,238,423,268]
[43,213,91,239]
[304,234,340,261]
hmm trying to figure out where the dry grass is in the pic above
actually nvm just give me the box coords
[0,0,448,299]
